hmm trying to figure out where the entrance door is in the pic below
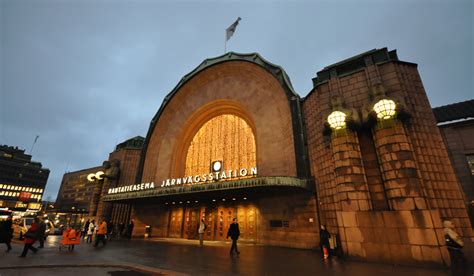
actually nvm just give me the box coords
[237,205,257,241]
[201,207,215,240]
[184,207,199,239]
[216,206,236,241]
[168,207,184,238]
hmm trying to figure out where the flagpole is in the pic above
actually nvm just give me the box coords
[224,32,227,54]
[30,135,39,155]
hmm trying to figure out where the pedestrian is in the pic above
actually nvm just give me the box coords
[126,219,134,239]
[82,219,90,240]
[319,225,331,259]
[86,220,95,243]
[198,218,206,246]
[19,217,39,257]
[443,220,466,273]
[119,222,125,238]
[226,218,240,255]
[37,217,46,248]
[107,220,114,240]
[0,215,13,252]
[93,219,107,247]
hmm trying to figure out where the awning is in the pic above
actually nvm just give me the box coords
[102,176,312,202]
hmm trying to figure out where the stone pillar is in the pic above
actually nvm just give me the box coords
[88,179,104,218]
[373,121,427,210]
[94,179,114,221]
[331,131,372,211]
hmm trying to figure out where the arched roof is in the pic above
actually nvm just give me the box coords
[136,52,310,183]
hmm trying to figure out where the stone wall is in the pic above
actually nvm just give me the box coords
[337,210,449,265]
[302,48,472,265]
[95,147,142,223]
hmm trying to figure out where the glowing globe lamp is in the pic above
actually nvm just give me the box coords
[373,99,396,119]
[327,111,347,130]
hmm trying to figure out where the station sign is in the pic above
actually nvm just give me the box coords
[107,165,257,194]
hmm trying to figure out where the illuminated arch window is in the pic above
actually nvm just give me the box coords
[185,114,256,180]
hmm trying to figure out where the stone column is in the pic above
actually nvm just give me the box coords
[88,179,104,218]
[331,131,372,211]
[94,179,115,221]
[373,121,427,210]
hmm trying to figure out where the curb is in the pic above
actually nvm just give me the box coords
[0,263,188,276]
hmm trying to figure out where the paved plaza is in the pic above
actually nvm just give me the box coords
[0,236,471,276]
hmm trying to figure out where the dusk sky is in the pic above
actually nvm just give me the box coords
[1,0,472,201]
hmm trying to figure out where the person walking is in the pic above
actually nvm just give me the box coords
[19,217,39,257]
[93,219,107,247]
[86,220,95,243]
[107,221,114,240]
[0,215,13,252]
[126,220,134,239]
[198,218,206,246]
[319,225,331,259]
[82,219,90,240]
[226,218,240,255]
[37,217,46,248]
[119,222,125,238]
[443,220,466,273]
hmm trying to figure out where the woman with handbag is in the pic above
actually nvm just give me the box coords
[19,217,39,257]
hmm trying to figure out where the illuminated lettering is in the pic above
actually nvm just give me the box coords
[239,168,248,176]
[251,167,257,175]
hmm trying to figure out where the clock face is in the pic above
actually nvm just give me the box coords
[212,161,222,172]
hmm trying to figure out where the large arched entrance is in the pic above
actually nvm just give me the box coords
[169,111,259,241]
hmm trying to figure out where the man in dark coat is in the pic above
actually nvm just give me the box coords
[226,218,240,255]
[36,217,47,248]
[0,215,13,252]
[126,220,134,239]
[319,225,331,259]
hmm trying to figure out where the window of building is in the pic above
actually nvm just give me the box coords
[185,114,256,181]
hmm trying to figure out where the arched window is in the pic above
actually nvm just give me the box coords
[185,114,256,180]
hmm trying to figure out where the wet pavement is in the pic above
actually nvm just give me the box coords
[0,267,158,276]
[0,235,470,275]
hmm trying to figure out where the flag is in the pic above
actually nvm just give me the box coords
[34,135,39,143]
[226,17,241,41]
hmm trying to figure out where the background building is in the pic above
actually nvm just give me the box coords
[434,100,474,226]
[54,136,144,226]
[54,166,103,214]
[0,145,49,213]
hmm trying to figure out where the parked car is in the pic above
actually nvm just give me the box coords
[13,217,34,240]
[13,217,55,240]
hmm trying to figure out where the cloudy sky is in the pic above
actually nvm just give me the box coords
[1,0,472,200]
